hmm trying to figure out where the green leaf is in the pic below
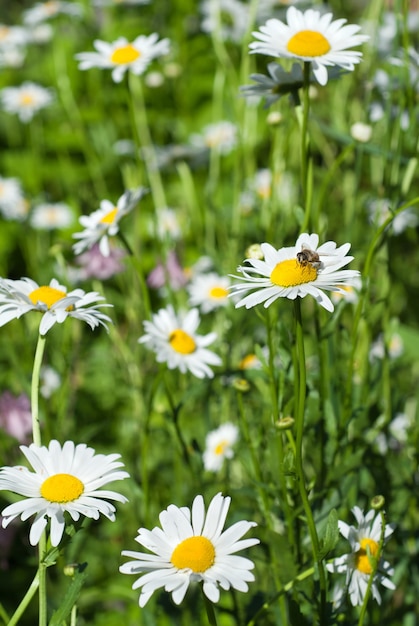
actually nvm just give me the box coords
[48,565,88,626]
[318,508,339,561]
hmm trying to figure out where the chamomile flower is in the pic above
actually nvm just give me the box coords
[23,1,83,25]
[75,34,170,83]
[0,440,129,546]
[203,423,239,472]
[0,82,54,123]
[30,202,74,230]
[249,6,369,86]
[326,506,395,606]
[72,187,147,256]
[230,233,360,313]
[0,277,112,335]
[191,121,238,155]
[120,492,259,606]
[0,176,24,216]
[187,273,231,313]
[139,305,221,379]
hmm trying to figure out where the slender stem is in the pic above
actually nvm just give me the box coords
[293,300,327,619]
[127,73,167,211]
[5,571,40,626]
[38,533,47,626]
[0,603,9,626]
[300,62,312,232]
[31,334,46,447]
[202,590,218,626]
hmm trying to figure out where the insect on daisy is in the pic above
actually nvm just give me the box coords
[0,440,129,547]
[139,305,221,379]
[230,233,360,313]
[326,506,395,606]
[75,34,170,83]
[203,423,239,472]
[0,277,113,335]
[249,6,369,86]
[72,187,147,256]
[120,492,259,606]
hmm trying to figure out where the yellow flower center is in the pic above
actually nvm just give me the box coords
[239,354,258,370]
[20,94,35,107]
[355,538,379,574]
[29,286,67,308]
[110,44,141,65]
[270,259,317,287]
[209,286,228,300]
[40,473,84,503]
[171,536,215,572]
[100,207,118,224]
[287,30,331,57]
[0,27,10,40]
[214,440,228,456]
[169,329,196,354]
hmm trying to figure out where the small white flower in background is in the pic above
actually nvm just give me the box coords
[40,365,61,398]
[75,34,170,83]
[203,423,239,472]
[200,0,250,43]
[139,305,221,379]
[0,176,25,216]
[187,272,231,313]
[23,1,83,25]
[0,277,113,335]
[72,187,147,256]
[366,198,418,235]
[144,70,164,88]
[191,121,238,155]
[350,122,372,143]
[369,333,404,362]
[327,506,395,606]
[253,168,272,199]
[29,23,54,44]
[0,82,54,123]
[331,275,362,305]
[0,440,129,547]
[0,25,29,48]
[155,207,182,241]
[230,233,360,313]
[0,46,26,69]
[374,412,413,455]
[30,202,74,230]
[120,492,259,606]
[249,6,369,86]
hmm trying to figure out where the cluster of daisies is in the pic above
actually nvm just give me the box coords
[0,0,398,615]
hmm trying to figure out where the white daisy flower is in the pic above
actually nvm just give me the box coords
[0,82,54,123]
[23,1,83,25]
[139,305,221,379]
[230,233,360,313]
[326,506,395,606]
[187,273,231,313]
[0,176,24,215]
[75,34,170,83]
[0,277,113,335]
[0,25,29,48]
[200,0,250,43]
[120,492,259,606]
[0,440,129,547]
[30,202,74,230]
[72,187,147,256]
[249,6,369,86]
[39,365,61,399]
[331,275,362,305]
[191,121,238,155]
[203,423,239,472]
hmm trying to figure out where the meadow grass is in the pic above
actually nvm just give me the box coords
[0,0,418,624]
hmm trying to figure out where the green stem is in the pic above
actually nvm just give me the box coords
[5,571,39,626]
[31,334,46,447]
[246,566,315,626]
[293,300,327,619]
[127,73,167,211]
[38,533,47,626]
[300,62,312,232]
[202,590,218,626]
